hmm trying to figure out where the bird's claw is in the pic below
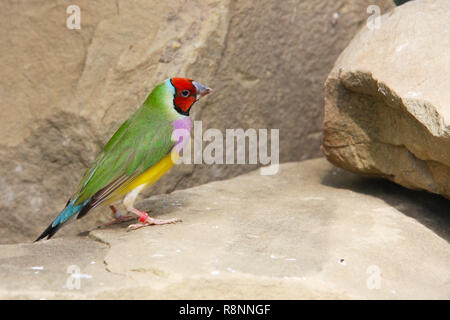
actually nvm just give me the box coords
[97,215,137,228]
[127,217,182,231]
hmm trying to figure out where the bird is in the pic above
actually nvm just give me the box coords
[36,78,211,241]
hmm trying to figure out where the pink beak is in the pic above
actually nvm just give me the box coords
[193,81,212,100]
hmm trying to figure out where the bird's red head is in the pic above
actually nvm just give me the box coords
[170,78,211,116]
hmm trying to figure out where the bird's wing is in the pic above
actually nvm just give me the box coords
[72,110,175,215]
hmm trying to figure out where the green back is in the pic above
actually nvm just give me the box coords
[73,81,181,205]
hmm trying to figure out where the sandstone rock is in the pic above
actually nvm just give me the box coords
[322,0,450,199]
[0,0,394,243]
[0,159,448,299]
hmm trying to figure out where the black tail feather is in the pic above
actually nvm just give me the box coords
[76,201,94,220]
[35,222,62,242]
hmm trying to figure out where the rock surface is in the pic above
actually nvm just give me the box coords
[1,159,448,299]
[0,0,394,244]
[322,0,450,199]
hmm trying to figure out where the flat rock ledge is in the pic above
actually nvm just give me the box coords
[0,159,448,299]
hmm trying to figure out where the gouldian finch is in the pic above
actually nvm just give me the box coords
[36,78,211,241]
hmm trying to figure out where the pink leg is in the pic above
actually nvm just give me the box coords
[97,205,136,228]
[127,208,181,231]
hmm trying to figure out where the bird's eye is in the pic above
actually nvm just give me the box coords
[181,90,190,97]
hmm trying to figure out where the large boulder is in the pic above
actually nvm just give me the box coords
[0,0,394,243]
[322,0,450,199]
[0,159,448,299]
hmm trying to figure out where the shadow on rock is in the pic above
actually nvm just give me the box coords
[321,167,450,242]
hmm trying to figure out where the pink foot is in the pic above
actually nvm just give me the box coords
[98,215,137,228]
[127,212,181,231]
[97,205,136,228]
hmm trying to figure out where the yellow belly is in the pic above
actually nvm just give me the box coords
[125,152,179,192]
[103,152,179,206]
